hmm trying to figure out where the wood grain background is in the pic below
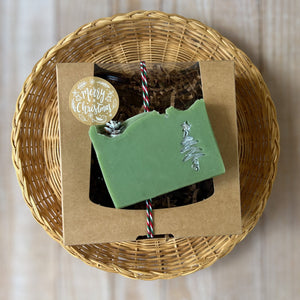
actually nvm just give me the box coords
[1,0,299,299]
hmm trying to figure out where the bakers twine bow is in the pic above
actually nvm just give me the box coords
[140,61,154,238]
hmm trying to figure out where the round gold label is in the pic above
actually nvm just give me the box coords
[69,76,119,125]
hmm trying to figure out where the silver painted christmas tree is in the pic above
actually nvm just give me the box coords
[181,121,205,171]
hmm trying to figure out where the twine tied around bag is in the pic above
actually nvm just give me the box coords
[140,61,154,238]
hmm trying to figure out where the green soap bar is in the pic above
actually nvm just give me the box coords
[89,99,225,208]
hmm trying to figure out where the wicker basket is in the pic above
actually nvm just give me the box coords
[11,11,279,280]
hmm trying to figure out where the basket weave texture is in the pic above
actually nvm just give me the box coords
[11,11,279,280]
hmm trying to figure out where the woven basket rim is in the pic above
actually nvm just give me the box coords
[11,10,280,280]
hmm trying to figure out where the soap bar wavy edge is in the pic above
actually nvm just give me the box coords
[90,99,205,139]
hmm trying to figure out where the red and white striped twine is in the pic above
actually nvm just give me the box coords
[140,61,154,238]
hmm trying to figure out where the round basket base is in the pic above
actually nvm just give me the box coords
[11,11,279,280]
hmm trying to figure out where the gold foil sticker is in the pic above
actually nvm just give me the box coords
[69,76,119,125]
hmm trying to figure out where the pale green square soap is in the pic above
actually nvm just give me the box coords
[89,99,225,208]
